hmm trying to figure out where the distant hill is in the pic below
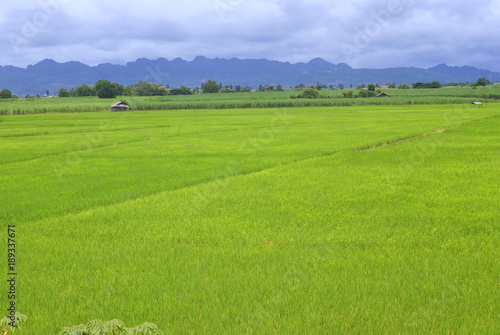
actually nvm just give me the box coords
[1,57,499,96]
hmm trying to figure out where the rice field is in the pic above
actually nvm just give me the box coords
[0,85,499,115]
[1,103,499,333]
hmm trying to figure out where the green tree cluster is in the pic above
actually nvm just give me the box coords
[133,81,168,96]
[0,89,12,99]
[202,80,220,93]
[342,90,353,98]
[412,81,443,89]
[342,89,379,98]
[169,85,193,95]
[58,88,69,97]
[474,77,491,86]
[295,83,305,91]
[295,87,320,99]
[356,89,377,98]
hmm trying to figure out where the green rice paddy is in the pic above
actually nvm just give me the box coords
[1,102,498,333]
[0,85,499,115]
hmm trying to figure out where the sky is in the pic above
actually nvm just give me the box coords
[0,0,499,71]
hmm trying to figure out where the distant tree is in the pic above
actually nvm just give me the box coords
[356,89,376,98]
[240,86,252,92]
[328,84,334,89]
[266,84,275,91]
[0,89,12,99]
[36,93,41,98]
[342,90,353,98]
[133,81,167,96]
[74,84,93,97]
[203,80,220,93]
[58,88,69,97]
[338,84,344,90]
[295,83,305,90]
[235,85,242,92]
[134,81,151,96]
[258,85,266,92]
[297,87,320,99]
[388,83,397,88]
[12,94,19,99]
[95,80,117,99]
[123,86,135,96]
[356,83,366,89]
[431,81,443,88]
[367,84,376,91]
[112,82,124,96]
[170,85,193,95]
[412,81,442,89]
[398,83,411,89]
[475,77,488,86]
[276,84,283,91]
[46,89,50,96]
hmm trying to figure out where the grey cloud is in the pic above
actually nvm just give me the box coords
[0,0,498,72]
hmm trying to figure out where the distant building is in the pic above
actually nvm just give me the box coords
[471,102,483,107]
[110,101,130,111]
[376,93,391,98]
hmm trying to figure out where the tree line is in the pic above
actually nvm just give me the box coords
[57,80,195,99]
[0,77,495,100]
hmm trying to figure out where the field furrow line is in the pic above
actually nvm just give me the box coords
[0,124,173,139]
[0,122,310,166]
[357,114,498,152]
[22,114,499,225]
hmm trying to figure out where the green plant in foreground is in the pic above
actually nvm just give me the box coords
[59,319,164,335]
[0,313,28,333]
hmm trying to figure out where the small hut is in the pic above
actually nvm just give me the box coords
[377,93,391,98]
[110,101,130,111]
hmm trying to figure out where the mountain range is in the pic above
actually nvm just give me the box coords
[1,56,499,96]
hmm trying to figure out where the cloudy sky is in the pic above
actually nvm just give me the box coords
[0,0,499,71]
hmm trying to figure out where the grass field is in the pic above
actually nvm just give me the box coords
[1,103,499,333]
[0,85,499,114]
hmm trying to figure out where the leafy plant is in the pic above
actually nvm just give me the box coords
[0,313,28,333]
[59,319,164,335]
